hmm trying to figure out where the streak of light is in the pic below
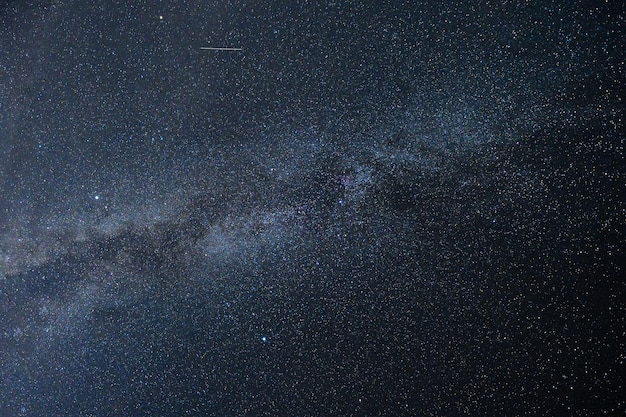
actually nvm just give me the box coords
[200,47,243,51]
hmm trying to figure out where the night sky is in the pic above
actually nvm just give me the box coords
[1,1,624,416]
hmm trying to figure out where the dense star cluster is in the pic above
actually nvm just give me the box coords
[1,1,624,416]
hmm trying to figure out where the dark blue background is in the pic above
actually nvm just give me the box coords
[1,1,624,416]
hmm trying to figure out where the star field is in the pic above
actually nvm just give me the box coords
[1,1,624,416]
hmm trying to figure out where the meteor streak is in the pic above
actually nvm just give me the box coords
[200,46,242,51]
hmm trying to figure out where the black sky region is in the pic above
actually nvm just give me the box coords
[1,1,624,416]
